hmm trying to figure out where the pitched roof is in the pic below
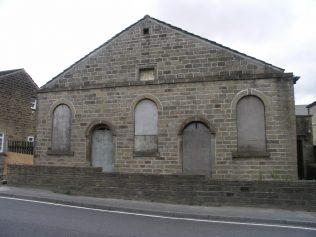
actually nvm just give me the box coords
[43,15,285,88]
[0,69,21,77]
[0,68,39,89]
[295,105,308,115]
[307,100,316,108]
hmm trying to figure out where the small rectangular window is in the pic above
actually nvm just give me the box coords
[27,136,34,142]
[0,133,4,152]
[31,98,37,110]
[143,27,149,35]
[139,68,155,81]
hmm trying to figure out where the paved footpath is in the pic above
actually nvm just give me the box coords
[1,185,316,228]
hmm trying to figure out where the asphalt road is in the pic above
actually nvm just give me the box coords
[0,197,315,237]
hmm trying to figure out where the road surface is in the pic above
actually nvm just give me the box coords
[0,197,315,237]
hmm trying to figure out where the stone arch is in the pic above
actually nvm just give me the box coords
[85,120,116,137]
[250,89,269,107]
[231,88,269,114]
[130,94,163,114]
[49,98,76,119]
[178,116,215,135]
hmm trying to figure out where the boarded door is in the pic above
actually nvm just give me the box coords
[91,128,113,172]
[183,122,211,175]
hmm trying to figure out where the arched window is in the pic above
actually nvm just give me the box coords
[51,104,71,151]
[237,96,266,152]
[134,99,158,156]
[135,100,158,135]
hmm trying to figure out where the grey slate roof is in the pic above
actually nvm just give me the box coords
[295,105,308,115]
[307,101,316,108]
[0,69,21,78]
[0,68,39,89]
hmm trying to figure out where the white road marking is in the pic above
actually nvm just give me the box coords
[0,196,315,231]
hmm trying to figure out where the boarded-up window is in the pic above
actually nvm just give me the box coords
[237,96,266,152]
[135,100,158,135]
[52,104,71,151]
[139,68,155,81]
[134,100,158,155]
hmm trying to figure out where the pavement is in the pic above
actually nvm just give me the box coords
[0,184,316,228]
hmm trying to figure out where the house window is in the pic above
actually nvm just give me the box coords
[51,104,71,152]
[134,99,158,156]
[31,98,37,110]
[27,136,34,143]
[139,68,155,81]
[237,95,266,152]
[0,132,4,153]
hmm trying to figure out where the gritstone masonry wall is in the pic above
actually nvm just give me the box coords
[34,16,297,181]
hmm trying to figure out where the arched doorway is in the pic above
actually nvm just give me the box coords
[182,122,211,175]
[91,125,113,172]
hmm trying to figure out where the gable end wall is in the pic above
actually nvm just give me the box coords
[35,18,296,180]
[44,18,282,91]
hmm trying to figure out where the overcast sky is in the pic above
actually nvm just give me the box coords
[1,0,315,104]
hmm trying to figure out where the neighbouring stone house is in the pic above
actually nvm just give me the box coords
[0,69,38,175]
[307,101,316,145]
[295,105,314,179]
[306,101,316,178]
[0,69,38,150]
[35,16,298,181]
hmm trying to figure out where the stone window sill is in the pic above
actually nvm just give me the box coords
[232,151,270,159]
[47,150,74,156]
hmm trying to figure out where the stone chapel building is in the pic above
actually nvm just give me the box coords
[34,16,298,180]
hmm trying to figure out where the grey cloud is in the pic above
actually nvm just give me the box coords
[156,0,316,103]
[157,0,294,43]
